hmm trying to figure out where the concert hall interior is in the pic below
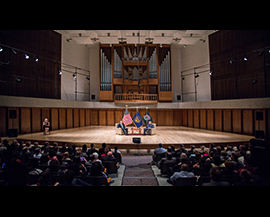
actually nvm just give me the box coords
[0,30,270,186]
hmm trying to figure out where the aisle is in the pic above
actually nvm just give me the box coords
[121,155,159,186]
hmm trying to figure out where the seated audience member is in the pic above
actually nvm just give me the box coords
[231,152,243,170]
[81,144,88,159]
[209,143,217,154]
[233,169,255,186]
[158,152,176,169]
[168,163,195,185]
[99,143,107,156]
[154,143,167,155]
[211,155,225,168]
[202,167,230,186]
[151,143,167,164]
[60,142,68,153]
[100,147,109,157]
[88,143,98,155]
[70,156,87,176]
[61,152,72,168]
[220,150,230,162]
[226,144,235,156]
[101,151,117,162]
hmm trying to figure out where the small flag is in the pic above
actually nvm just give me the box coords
[143,109,153,125]
[133,111,143,128]
[122,108,133,126]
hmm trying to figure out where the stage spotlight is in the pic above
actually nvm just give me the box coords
[252,79,258,85]
[244,55,249,61]
[34,56,39,62]
[259,49,264,56]
[15,77,21,82]
[0,47,3,52]
[86,76,90,80]
[230,58,235,64]
[59,70,62,75]
[182,77,185,80]
[73,73,77,78]
[209,71,213,75]
[195,74,199,78]
[25,54,29,59]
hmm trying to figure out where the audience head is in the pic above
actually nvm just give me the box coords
[209,167,222,181]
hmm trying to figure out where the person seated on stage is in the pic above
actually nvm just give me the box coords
[117,120,128,135]
[43,118,50,135]
[143,121,154,135]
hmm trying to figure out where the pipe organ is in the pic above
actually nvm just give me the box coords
[100,48,112,91]
[159,51,171,91]
[99,44,172,102]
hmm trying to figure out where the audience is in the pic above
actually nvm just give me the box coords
[0,138,269,186]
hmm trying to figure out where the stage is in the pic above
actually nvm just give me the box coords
[9,126,254,150]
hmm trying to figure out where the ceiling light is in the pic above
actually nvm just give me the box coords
[25,54,29,59]
[230,58,235,64]
[12,48,17,55]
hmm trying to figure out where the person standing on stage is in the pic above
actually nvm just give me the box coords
[43,118,50,135]
[117,120,128,135]
[144,121,154,135]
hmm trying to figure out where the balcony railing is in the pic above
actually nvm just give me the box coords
[114,94,158,103]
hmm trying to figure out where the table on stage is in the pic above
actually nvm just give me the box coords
[131,128,142,135]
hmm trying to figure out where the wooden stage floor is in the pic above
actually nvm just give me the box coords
[12,126,254,149]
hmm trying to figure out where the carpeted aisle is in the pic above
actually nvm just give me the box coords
[121,156,159,186]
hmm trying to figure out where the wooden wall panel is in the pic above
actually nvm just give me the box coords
[50,108,59,131]
[242,109,253,135]
[254,109,266,134]
[173,109,182,126]
[232,109,242,134]
[73,109,79,128]
[182,109,188,127]
[79,109,85,127]
[0,108,7,136]
[149,109,157,125]
[99,110,107,126]
[59,108,66,129]
[107,110,115,126]
[8,108,19,131]
[85,109,91,126]
[66,108,73,128]
[91,110,99,125]
[20,108,31,134]
[223,109,232,132]
[115,110,123,124]
[165,110,173,126]
[215,109,223,131]
[200,109,207,129]
[157,110,166,126]
[207,109,214,131]
[32,108,41,133]
[187,110,194,128]
[193,109,200,128]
